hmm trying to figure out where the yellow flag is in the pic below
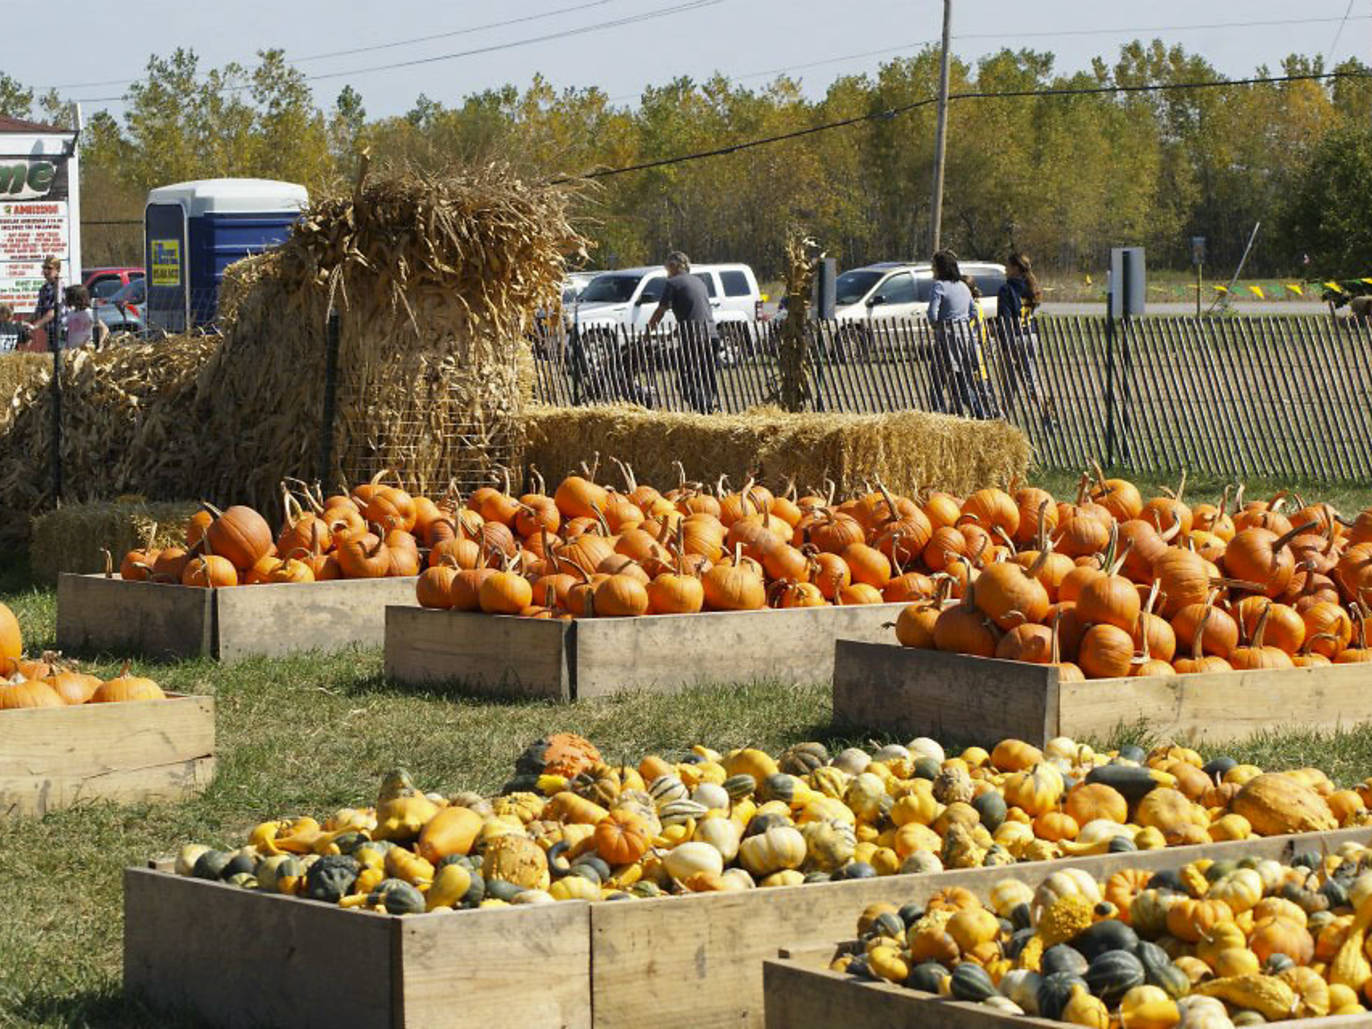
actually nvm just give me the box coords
[1325,280,1346,293]
[1248,284,1265,299]
[1085,274,1093,286]
[1361,277,1372,285]
[1213,284,1229,293]
[1285,283,1303,296]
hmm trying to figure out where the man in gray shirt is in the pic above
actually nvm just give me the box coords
[647,251,719,413]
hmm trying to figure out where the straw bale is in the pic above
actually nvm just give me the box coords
[29,498,200,583]
[519,404,1030,497]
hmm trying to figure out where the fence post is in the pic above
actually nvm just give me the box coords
[1104,314,1116,466]
[318,309,341,484]
[50,335,62,506]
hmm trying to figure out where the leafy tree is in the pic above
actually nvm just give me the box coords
[1275,126,1372,276]
[0,74,33,119]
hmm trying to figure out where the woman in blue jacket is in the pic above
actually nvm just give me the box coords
[926,249,987,417]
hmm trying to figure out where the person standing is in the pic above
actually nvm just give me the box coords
[0,304,32,352]
[29,255,64,351]
[995,251,1051,426]
[63,284,109,349]
[926,249,983,417]
[647,251,719,413]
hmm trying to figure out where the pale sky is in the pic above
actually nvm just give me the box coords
[14,0,1372,122]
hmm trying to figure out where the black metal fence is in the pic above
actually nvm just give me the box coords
[530,315,1372,481]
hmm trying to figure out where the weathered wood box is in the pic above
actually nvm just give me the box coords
[123,868,591,1028]
[762,954,1372,1028]
[832,641,1372,747]
[124,829,1368,1028]
[56,574,419,662]
[384,604,908,700]
[1,695,214,817]
[589,827,1370,1028]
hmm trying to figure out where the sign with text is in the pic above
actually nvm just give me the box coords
[0,157,70,312]
[149,239,180,286]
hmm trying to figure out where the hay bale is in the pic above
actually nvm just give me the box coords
[29,498,201,583]
[519,405,1030,497]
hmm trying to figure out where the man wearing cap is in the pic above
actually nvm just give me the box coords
[647,251,719,413]
[30,256,64,351]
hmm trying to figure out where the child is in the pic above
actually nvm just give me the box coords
[0,303,32,353]
[63,284,108,349]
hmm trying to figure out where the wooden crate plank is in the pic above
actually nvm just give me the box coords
[573,605,907,699]
[123,868,397,1028]
[1058,663,1372,744]
[383,608,572,699]
[56,574,213,659]
[763,958,1372,1028]
[0,695,216,818]
[590,827,1372,1029]
[832,641,1058,744]
[214,577,419,662]
[400,902,591,1029]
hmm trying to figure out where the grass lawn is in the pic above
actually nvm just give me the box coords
[4,468,1372,1025]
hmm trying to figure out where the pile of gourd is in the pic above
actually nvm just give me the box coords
[168,733,1367,916]
[893,471,1372,679]
[0,600,165,708]
[116,474,450,587]
[834,842,1372,1025]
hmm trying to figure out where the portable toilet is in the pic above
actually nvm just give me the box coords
[144,178,308,332]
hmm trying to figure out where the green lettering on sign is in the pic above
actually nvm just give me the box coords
[26,163,54,193]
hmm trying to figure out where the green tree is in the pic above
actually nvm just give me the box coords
[0,73,33,119]
[1275,126,1372,276]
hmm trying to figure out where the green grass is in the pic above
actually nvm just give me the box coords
[5,495,1372,1024]
[1031,469,1372,516]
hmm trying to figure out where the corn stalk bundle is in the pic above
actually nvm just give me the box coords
[0,339,214,544]
[195,164,585,509]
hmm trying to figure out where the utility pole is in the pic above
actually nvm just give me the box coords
[929,0,952,253]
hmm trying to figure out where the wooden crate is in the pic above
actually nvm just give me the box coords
[123,868,591,1028]
[762,955,1372,1028]
[57,573,419,662]
[1,695,214,817]
[384,603,907,700]
[587,827,1371,1028]
[832,641,1372,747]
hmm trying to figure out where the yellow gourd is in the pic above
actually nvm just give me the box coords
[1118,985,1181,1029]
[374,770,440,842]
[384,847,435,887]
[425,864,472,910]
[1192,974,1299,1021]
[1062,982,1109,1027]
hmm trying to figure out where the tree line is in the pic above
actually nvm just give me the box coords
[3,40,1370,280]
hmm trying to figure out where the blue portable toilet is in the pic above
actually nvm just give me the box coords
[144,178,308,332]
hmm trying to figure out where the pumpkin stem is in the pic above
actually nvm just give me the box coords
[1273,520,1319,553]
[610,455,637,493]
[1218,483,1231,518]
[1143,579,1161,617]
[1190,603,1212,661]
[784,476,797,502]
[673,459,688,491]
[1249,602,1272,650]
[1035,499,1050,553]
[1050,608,1063,665]
[101,547,114,578]
[824,477,836,508]
[1233,482,1246,514]
[1159,510,1183,543]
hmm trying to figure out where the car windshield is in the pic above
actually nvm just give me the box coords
[578,274,642,304]
[109,280,144,304]
[835,270,885,306]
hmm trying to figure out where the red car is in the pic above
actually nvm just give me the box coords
[83,266,144,302]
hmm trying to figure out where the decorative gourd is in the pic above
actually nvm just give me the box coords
[738,825,806,877]
[1084,949,1146,1005]
[1232,773,1338,836]
[660,841,725,882]
[1118,985,1181,1029]
[415,806,483,864]
[481,834,550,891]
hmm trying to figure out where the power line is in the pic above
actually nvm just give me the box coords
[46,0,625,91]
[606,14,1372,106]
[71,0,724,103]
[557,68,1371,183]
[1325,1,1359,66]
[957,13,1372,40]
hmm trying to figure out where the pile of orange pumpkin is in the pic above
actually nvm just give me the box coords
[0,600,166,709]
[415,459,967,617]
[117,474,454,587]
[891,471,1372,680]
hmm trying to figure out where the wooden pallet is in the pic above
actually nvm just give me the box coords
[1,694,214,817]
[385,603,908,700]
[832,640,1372,746]
[57,573,419,662]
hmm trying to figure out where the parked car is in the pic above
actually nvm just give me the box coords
[83,266,144,302]
[95,277,147,336]
[826,261,1005,361]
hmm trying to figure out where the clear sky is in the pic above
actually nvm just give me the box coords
[17,0,1372,122]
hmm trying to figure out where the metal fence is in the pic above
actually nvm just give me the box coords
[530,315,1372,481]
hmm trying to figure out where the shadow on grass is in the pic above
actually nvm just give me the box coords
[7,986,201,1029]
